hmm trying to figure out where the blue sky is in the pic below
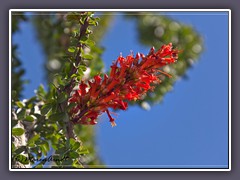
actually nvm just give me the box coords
[13,11,229,168]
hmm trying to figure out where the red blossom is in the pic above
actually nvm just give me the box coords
[69,43,180,127]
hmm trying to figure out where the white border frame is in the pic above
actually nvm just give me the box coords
[9,9,231,171]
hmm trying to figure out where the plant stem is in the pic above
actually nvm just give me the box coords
[60,15,90,139]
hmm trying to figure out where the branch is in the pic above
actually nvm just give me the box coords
[65,16,89,95]
[59,15,90,139]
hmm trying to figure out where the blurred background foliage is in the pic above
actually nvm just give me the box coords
[12,13,28,99]
[12,11,203,167]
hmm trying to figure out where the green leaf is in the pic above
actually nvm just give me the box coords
[85,39,95,46]
[82,54,93,60]
[78,148,89,155]
[69,138,75,146]
[78,69,84,76]
[72,160,84,168]
[12,128,25,136]
[14,154,29,165]
[12,143,16,152]
[16,101,25,108]
[14,146,26,155]
[63,62,71,74]
[36,84,46,98]
[24,115,35,122]
[12,120,18,128]
[57,92,68,103]
[49,112,66,122]
[55,147,67,155]
[28,134,40,145]
[70,74,78,78]
[28,143,35,148]
[89,17,99,26]
[68,46,76,53]
[86,29,93,35]
[17,108,26,120]
[40,141,50,156]
[50,136,58,145]
[41,104,53,115]
[87,12,94,17]
[79,65,87,71]
[69,151,79,159]
[72,142,81,151]
[80,36,88,42]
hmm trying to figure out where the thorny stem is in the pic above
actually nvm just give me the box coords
[59,16,90,139]
[64,16,90,95]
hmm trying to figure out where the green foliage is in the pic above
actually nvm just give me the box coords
[24,115,35,122]
[12,12,102,168]
[30,12,110,167]
[12,128,25,136]
[14,154,30,165]
[12,14,28,99]
[12,17,27,109]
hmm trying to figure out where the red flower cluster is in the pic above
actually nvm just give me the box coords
[69,43,180,127]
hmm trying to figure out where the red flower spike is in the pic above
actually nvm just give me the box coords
[69,44,180,126]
